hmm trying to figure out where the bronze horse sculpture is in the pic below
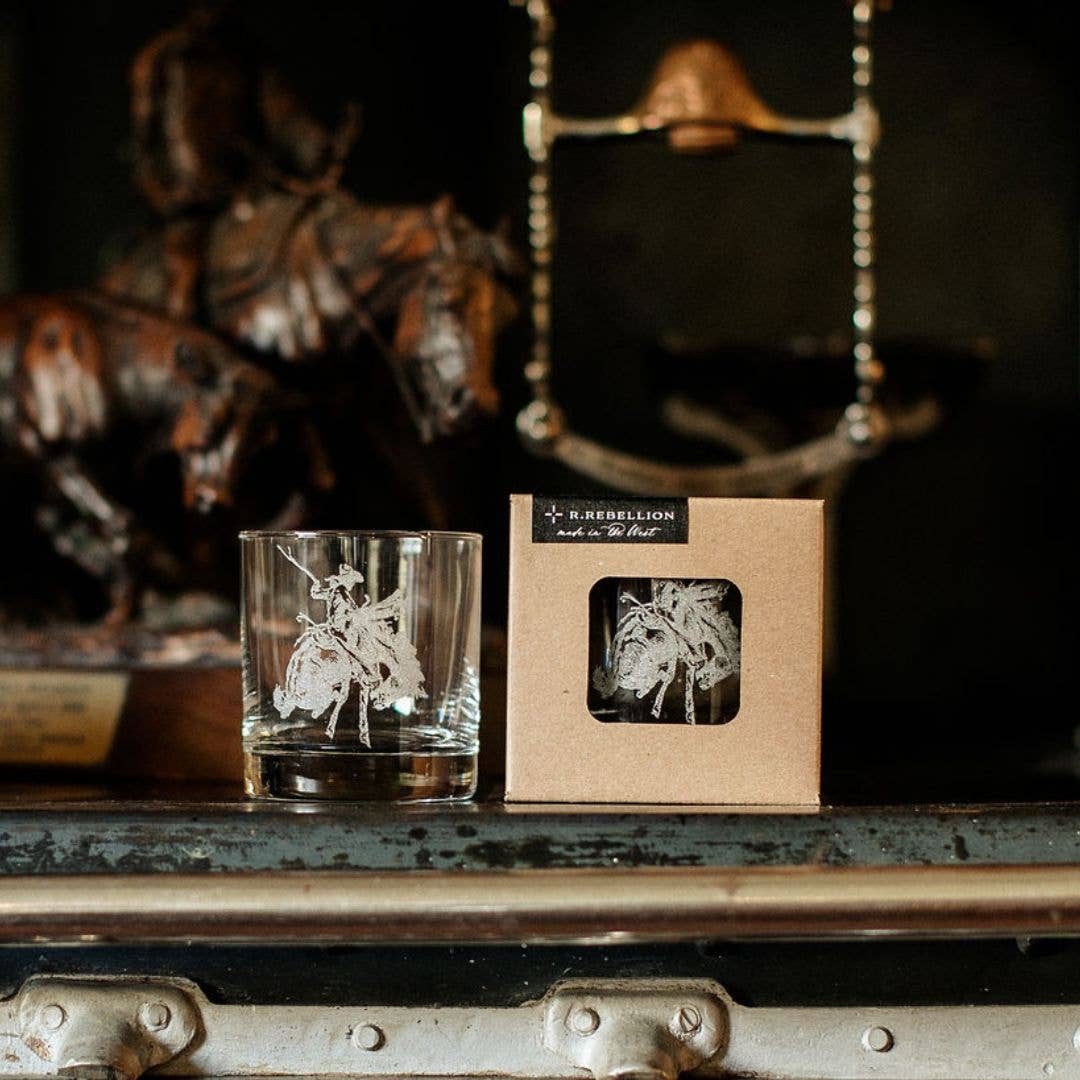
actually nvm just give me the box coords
[0,6,519,632]
[0,292,315,624]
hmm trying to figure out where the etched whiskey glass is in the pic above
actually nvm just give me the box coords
[241,530,481,800]
[588,577,742,726]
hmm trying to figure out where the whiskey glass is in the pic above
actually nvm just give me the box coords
[241,530,481,800]
[588,577,742,726]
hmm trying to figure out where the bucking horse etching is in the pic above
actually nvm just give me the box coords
[272,546,425,746]
[592,580,740,724]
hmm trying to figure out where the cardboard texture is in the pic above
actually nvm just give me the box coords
[505,495,823,804]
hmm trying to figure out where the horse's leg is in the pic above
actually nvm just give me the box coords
[272,685,294,719]
[325,689,346,740]
[651,666,674,719]
[44,456,136,624]
[684,666,696,724]
[357,684,371,749]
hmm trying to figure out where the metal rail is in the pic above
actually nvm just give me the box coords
[5,864,1080,944]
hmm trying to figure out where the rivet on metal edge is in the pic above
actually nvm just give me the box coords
[570,1007,600,1036]
[862,1026,894,1053]
[675,1006,702,1036]
[139,1003,171,1031]
[41,1004,66,1030]
[352,1023,384,1051]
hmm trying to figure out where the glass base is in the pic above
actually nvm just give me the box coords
[244,746,478,801]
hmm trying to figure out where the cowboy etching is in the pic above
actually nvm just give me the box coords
[272,546,425,746]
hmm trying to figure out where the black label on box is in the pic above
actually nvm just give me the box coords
[532,497,689,543]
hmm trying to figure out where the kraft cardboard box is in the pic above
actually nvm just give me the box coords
[505,495,823,804]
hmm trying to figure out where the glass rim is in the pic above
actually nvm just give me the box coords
[239,528,482,542]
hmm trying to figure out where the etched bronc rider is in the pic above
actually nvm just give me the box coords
[307,563,369,650]
[273,546,425,746]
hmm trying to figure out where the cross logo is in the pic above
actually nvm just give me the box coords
[544,503,563,525]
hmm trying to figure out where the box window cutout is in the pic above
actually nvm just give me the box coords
[589,578,742,725]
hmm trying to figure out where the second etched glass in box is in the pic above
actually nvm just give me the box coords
[506,495,822,804]
[589,578,742,726]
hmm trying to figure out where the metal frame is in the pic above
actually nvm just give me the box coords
[6,864,1080,944]
[515,0,891,495]
[5,801,1080,874]
[6,975,1080,1080]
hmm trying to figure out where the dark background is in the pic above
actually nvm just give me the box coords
[0,1,1075,801]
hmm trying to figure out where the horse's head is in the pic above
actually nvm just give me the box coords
[393,202,520,440]
[395,263,519,440]
[170,339,279,513]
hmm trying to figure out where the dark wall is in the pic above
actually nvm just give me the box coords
[1,1,1076,798]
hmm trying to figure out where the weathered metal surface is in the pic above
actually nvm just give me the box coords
[6,975,1080,1080]
[13,977,199,1080]
[0,800,1077,875]
[542,979,728,1080]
